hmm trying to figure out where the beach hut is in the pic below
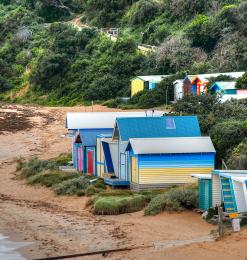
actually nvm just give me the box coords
[66,111,164,174]
[173,79,184,102]
[126,137,216,191]
[210,82,247,102]
[99,116,203,186]
[212,170,247,214]
[182,72,245,96]
[130,75,169,97]
[191,174,212,211]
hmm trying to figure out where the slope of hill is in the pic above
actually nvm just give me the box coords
[1,0,247,106]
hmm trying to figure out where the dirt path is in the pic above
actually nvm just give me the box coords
[0,103,246,260]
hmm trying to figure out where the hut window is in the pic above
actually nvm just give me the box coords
[165,118,176,129]
[75,134,82,143]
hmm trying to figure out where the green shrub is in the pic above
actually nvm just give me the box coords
[53,176,90,195]
[16,157,26,171]
[77,190,86,197]
[93,195,146,215]
[21,157,58,177]
[98,189,133,197]
[27,171,79,187]
[144,188,198,216]
[85,185,99,196]
[93,180,106,190]
[205,206,218,221]
[52,153,72,165]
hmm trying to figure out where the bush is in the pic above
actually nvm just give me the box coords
[52,153,72,165]
[210,119,247,159]
[27,170,79,187]
[85,185,99,196]
[16,157,26,171]
[144,187,198,216]
[19,157,58,178]
[93,195,146,215]
[227,139,247,169]
[53,176,90,195]
[130,0,159,26]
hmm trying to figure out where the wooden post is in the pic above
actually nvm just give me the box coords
[218,206,224,238]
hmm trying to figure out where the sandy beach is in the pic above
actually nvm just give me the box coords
[0,103,247,260]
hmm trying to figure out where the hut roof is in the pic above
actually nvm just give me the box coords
[210,82,236,91]
[114,116,201,141]
[126,136,216,154]
[212,170,247,183]
[190,72,244,83]
[66,111,164,130]
[132,75,169,83]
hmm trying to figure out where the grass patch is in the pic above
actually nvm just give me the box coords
[93,194,146,215]
[53,176,91,195]
[18,156,106,196]
[144,187,198,216]
[17,153,72,177]
[27,170,80,187]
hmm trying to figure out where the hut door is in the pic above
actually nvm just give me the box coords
[120,153,127,180]
[87,150,94,175]
[77,146,83,172]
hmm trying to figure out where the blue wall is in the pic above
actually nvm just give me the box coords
[72,128,113,146]
[138,153,215,169]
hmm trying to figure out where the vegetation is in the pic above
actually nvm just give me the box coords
[1,0,247,106]
[144,186,198,216]
[18,156,105,196]
[173,95,247,167]
[93,194,147,215]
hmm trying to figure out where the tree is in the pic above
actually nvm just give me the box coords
[209,119,247,159]
[162,0,208,21]
[31,53,69,91]
[236,71,247,89]
[130,0,159,26]
[227,139,247,169]
[156,35,207,73]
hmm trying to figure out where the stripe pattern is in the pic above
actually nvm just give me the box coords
[136,153,215,185]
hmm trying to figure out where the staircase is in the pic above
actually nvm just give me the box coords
[220,177,237,213]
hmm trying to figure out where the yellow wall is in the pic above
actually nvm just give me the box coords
[131,78,145,97]
[96,138,105,177]
[131,157,139,183]
[139,168,213,185]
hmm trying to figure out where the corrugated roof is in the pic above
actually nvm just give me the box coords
[115,116,201,141]
[191,174,212,179]
[127,137,216,154]
[213,170,247,175]
[210,82,236,90]
[66,111,164,130]
[133,75,169,83]
[215,171,247,183]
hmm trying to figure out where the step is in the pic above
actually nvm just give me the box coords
[224,195,232,198]
[225,208,235,211]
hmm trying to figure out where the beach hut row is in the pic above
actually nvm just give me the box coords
[130,72,246,102]
[66,112,216,191]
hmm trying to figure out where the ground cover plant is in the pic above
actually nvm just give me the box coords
[144,186,198,216]
[17,155,106,196]
[92,194,147,215]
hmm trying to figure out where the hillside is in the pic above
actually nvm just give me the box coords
[1,0,247,106]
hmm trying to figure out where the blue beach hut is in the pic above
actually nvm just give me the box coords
[100,116,204,187]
